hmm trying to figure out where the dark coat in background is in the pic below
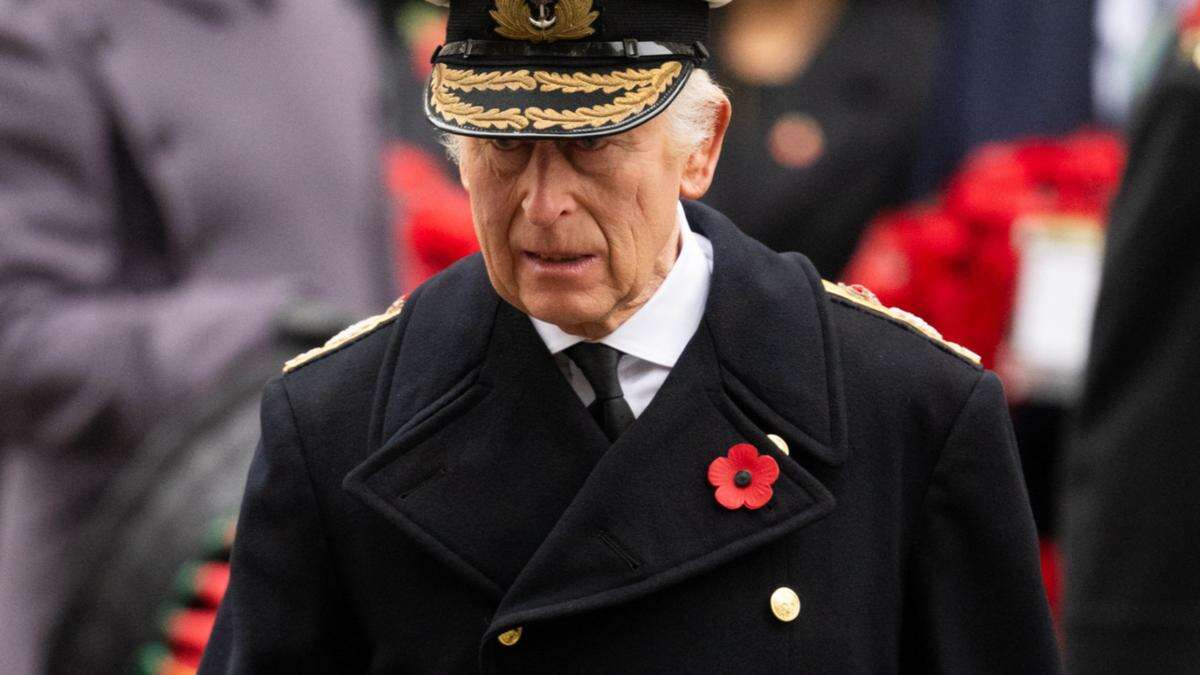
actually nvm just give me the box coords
[703,0,940,277]
[0,0,393,670]
[913,0,1096,196]
[1061,24,1200,673]
[202,202,1059,674]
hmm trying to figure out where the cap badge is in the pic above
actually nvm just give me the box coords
[491,0,598,43]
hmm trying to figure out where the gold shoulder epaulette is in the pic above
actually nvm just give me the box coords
[283,295,408,373]
[822,280,981,366]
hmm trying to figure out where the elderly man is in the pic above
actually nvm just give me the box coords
[202,1,1060,672]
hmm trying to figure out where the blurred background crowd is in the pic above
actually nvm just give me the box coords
[1,0,1198,672]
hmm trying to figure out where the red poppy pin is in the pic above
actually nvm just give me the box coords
[707,443,780,510]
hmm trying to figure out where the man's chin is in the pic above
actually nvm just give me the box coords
[521,297,612,337]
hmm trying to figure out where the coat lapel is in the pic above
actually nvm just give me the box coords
[485,201,849,637]
[345,201,849,628]
[344,263,612,599]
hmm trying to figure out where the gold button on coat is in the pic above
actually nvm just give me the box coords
[498,627,523,646]
[770,587,801,622]
[767,434,790,455]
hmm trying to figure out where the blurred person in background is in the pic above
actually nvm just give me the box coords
[703,0,940,277]
[1061,2,1200,670]
[1093,0,1190,127]
[0,0,394,671]
[915,0,1096,196]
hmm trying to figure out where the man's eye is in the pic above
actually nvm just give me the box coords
[570,137,607,151]
[489,138,523,151]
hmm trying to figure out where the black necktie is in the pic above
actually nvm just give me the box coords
[564,343,636,442]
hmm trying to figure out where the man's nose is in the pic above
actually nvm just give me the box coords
[521,142,574,228]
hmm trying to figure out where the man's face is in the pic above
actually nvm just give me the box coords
[458,115,688,337]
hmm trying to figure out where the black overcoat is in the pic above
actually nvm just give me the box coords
[1061,20,1200,672]
[202,202,1060,673]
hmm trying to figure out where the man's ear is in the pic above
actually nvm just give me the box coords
[679,96,732,200]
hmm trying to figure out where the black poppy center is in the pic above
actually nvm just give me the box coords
[734,470,753,487]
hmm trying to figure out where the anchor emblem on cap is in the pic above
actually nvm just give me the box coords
[528,0,557,29]
[491,0,598,43]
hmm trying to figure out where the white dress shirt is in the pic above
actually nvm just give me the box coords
[531,203,714,417]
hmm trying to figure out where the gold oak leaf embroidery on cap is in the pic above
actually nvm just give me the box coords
[429,61,683,131]
[430,65,531,130]
[526,62,682,129]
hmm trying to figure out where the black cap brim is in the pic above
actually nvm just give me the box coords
[425,59,695,139]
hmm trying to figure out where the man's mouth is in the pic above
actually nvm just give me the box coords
[525,251,594,264]
[522,250,598,274]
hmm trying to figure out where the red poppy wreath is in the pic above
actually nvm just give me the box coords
[707,443,780,510]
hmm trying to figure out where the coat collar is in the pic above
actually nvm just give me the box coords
[344,200,848,638]
[685,200,848,468]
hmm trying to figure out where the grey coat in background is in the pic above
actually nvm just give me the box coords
[0,0,394,671]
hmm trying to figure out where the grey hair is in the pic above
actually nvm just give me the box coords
[440,68,726,164]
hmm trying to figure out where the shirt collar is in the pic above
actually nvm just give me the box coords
[531,202,713,368]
